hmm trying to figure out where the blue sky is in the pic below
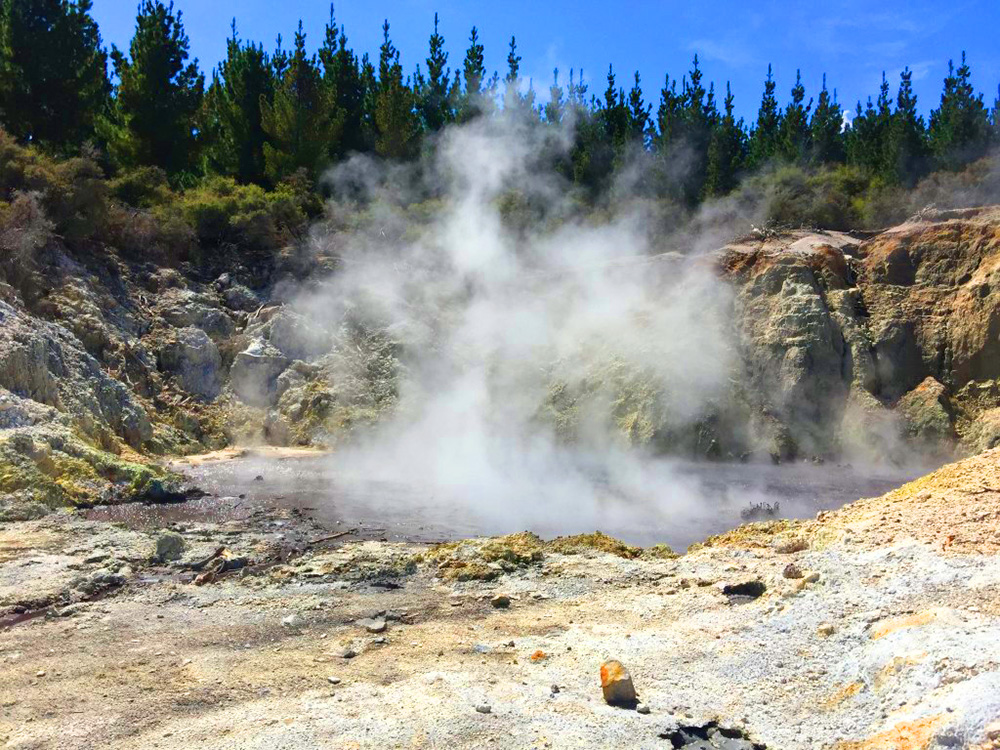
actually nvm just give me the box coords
[91,0,1000,123]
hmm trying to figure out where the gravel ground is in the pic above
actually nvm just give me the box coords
[2,451,1000,749]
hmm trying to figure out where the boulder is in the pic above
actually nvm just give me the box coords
[897,377,955,443]
[152,531,186,563]
[230,338,289,406]
[159,327,222,399]
[600,660,638,708]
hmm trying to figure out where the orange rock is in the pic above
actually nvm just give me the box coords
[833,715,946,750]
[530,650,547,662]
[600,660,637,708]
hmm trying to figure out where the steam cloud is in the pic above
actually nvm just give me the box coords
[274,115,913,547]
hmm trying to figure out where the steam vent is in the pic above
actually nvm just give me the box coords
[2,1,1000,746]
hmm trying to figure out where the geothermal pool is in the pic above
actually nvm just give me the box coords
[89,451,930,551]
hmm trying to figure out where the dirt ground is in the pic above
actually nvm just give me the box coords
[2,451,1000,749]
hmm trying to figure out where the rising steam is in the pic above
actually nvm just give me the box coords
[275,115,762,544]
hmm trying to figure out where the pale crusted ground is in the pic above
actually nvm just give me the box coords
[1,452,1000,749]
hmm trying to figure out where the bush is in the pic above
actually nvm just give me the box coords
[0,190,55,273]
[756,164,870,231]
[0,130,108,242]
[109,166,172,208]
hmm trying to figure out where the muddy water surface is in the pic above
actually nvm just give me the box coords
[87,450,930,551]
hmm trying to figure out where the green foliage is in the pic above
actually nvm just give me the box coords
[203,23,274,185]
[756,164,870,230]
[749,65,782,167]
[779,70,811,162]
[166,174,309,255]
[0,0,109,150]
[0,129,107,241]
[320,6,368,157]
[704,83,746,197]
[261,21,341,182]
[414,13,455,131]
[810,74,844,165]
[929,52,990,170]
[373,20,419,160]
[102,1,204,177]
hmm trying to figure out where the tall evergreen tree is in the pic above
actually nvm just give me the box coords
[929,52,990,169]
[749,64,781,166]
[890,66,928,185]
[203,21,273,184]
[373,20,419,160]
[413,13,453,132]
[544,68,564,125]
[502,35,535,117]
[102,1,204,176]
[677,55,717,202]
[600,64,629,151]
[626,71,651,145]
[990,85,1000,143]
[0,0,109,149]
[847,73,893,180]
[653,73,683,152]
[779,70,811,162]
[260,21,340,182]
[810,74,844,164]
[319,7,365,156]
[458,26,486,121]
[704,82,746,197]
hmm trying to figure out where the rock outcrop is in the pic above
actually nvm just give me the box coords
[720,206,1000,461]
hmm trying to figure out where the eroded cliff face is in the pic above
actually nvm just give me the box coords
[721,206,1000,463]
[3,207,1000,517]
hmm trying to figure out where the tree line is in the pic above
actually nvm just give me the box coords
[2,0,1000,204]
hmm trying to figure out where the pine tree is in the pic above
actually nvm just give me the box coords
[601,64,629,150]
[626,72,651,146]
[677,55,717,202]
[990,85,1000,144]
[847,73,893,180]
[890,67,928,185]
[749,64,781,166]
[704,82,746,197]
[458,26,486,121]
[373,20,419,159]
[203,21,273,184]
[810,74,844,164]
[929,52,990,170]
[653,73,683,151]
[544,68,564,124]
[319,7,366,156]
[102,0,204,176]
[413,13,453,132]
[260,21,340,182]
[0,0,110,149]
[503,35,534,117]
[779,70,811,162]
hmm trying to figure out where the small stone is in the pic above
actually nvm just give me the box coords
[782,563,804,579]
[490,594,511,609]
[636,703,651,715]
[818,622,835,636]
[357,617,387,634]
[984,720,1000,740]
[475,704,492,714]
[804,571,821,584]
[600,660,638,708]
[550,684,560,694]
[340,649,356,659]
[281,614,304,629]
[35,670,45,678]
[151,532,186,563]
[327,676,341,685]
